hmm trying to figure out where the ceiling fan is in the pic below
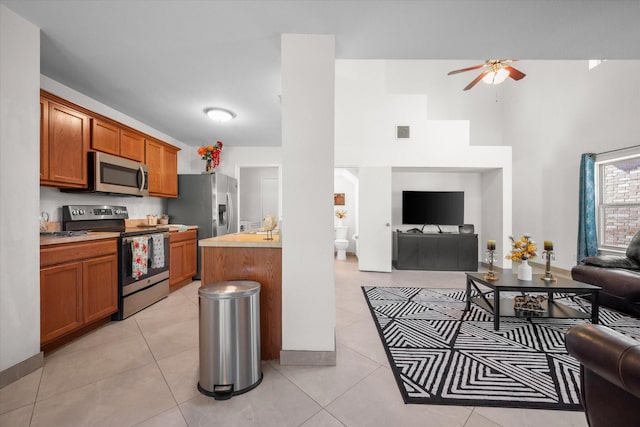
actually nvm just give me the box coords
[448,59,526,91]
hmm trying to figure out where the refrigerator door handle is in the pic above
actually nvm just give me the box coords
[226,192,231,233]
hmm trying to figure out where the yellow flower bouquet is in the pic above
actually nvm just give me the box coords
[505,234,538,261]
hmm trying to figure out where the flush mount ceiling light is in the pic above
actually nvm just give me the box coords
[205,107,235,122]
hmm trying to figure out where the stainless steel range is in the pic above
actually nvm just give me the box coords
[62,205,170,319]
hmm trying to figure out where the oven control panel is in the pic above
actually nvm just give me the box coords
[62,205,129,221]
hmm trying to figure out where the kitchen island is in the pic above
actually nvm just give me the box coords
[200,232,281,360]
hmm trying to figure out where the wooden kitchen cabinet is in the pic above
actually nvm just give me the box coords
[146,138,179,197]
[40,239,118,346]
[169,229,197,291]
[91,117,146,162]
[91,117,120,155]
[40,92,90,188]
[119,128,145,162]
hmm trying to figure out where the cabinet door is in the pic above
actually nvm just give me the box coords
[162,147,178,197]
[120,129,145,162]
[169,241,186,287]
[41,262,83,344]
[40,98,49,180]
[185,238,197,278]
[91,118,120,155]
[146,139,180,197]
[83,254,118,323]
[458,237,479,270]
[47,101,89,187]
[145,139,164,195]
[397,235,419,269]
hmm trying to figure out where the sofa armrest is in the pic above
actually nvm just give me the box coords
[566,324,640,398]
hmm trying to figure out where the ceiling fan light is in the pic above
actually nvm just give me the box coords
[482,71,497,84]
[493,68,510,84]
[205,108,235,122]
[482,68,510,85]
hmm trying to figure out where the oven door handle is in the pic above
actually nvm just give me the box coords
[122,232,169,245]
[138,166,146,194]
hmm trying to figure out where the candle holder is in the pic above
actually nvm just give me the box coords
[540,250,557,282]
[484,250,499,281]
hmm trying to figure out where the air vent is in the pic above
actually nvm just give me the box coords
[396,125,410,139]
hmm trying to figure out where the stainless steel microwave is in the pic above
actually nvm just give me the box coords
[65,151,149,197]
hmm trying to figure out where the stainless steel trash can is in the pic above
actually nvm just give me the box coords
[198,280,262,400]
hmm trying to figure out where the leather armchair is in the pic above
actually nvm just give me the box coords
[565,324,640,427]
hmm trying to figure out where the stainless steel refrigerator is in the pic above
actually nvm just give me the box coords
[166,173,238,278]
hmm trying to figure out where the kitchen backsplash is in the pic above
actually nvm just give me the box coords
[40,187,166,222]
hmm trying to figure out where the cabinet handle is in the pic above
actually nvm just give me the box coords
[138,166,146,193]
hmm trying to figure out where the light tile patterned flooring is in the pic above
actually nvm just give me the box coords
[0,257,588,426]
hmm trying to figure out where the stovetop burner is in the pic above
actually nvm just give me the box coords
[40,230,89,237]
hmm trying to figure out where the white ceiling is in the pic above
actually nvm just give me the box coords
[2,0,639,147]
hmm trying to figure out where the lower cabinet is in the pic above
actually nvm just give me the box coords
[40,239,118,346]
[393,232,478,271]
[169,229,197,291]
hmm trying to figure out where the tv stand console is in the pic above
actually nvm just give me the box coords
[393,231,478,271]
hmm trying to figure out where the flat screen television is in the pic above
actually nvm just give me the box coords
[402,191,464,225]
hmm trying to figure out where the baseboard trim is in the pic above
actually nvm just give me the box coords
[280,349,336,366]
[0,352,43,389]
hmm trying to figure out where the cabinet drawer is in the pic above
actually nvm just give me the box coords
[170,229,197,244]
[41,239,117,267]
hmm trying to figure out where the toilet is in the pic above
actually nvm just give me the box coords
[334,226,349,260]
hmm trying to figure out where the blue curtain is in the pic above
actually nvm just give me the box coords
[577,153,598,264]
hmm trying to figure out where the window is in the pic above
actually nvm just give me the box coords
[596,150,640,251]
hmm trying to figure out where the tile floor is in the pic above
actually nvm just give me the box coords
[0,257,588,426]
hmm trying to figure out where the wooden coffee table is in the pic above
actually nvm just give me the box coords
[465,272,601,330]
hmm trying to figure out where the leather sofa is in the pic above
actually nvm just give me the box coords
[571,230,640,317]
[565,324,640,427]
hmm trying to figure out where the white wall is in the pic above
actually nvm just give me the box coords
[501,61,640,269]
[0,5,41,372]
[281,34,336,352]
[239,167,279,224]
[335,59,513,268]
[481,169,507,265]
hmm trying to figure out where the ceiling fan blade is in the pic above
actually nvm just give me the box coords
[447,64,486,75]
[464,71,489,91]
[504,65,526,81]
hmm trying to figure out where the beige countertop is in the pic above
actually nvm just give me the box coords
[168,225,198,232]
[199,231,281,248]
[40,224,198,246]
[40,231,121,246]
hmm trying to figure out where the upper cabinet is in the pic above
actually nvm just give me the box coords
[40,93,90,188]
[146,138,179,198]
[91,117,145,162]
[40,90,179,197]
[119,128,146,162]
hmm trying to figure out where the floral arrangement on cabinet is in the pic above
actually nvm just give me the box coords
[505,233,538,261]
[197,141,223,171]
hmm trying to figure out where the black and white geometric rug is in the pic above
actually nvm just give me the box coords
[362,286,640,410]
